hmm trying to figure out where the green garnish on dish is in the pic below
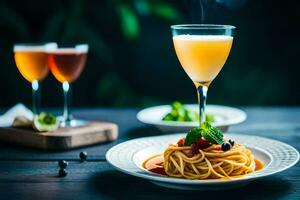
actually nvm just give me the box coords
[184,122,223,146]
[184,127,202,146]
[162,101,198,122]
[33,112,59,132]
[162,101,214,123]
[200,122,223,144]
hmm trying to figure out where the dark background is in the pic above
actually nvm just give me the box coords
[0,0,299,109]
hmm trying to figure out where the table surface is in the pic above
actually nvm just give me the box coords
[0,107,299,200]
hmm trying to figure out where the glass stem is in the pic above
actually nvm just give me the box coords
[31,80,40,115]
[197,85,208,127]
[62,81,72,122]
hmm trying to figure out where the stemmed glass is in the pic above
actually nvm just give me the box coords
[171,25,235,126]
[47,44,88,127]
[13,43,57,115]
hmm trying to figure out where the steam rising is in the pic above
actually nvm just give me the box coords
[192,0,247,23]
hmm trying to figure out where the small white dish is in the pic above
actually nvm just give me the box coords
[106,133,299,190]
[137,105,247,132]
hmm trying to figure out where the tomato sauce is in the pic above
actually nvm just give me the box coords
[143,155,166,176]
[255,159,264,171]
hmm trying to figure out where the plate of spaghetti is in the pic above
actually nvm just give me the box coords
[106,123,299,190]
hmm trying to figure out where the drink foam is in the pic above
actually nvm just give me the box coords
[173,35,233,41]
[13,43,57,52]
[46,45,89,54]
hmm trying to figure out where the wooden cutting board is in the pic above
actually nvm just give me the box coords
[0,121,118,150]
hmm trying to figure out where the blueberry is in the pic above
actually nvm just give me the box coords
[58,160,68,169]
[58,168,68,177]
[221,142,231,151]
[229,139,235,146]
[79,151,88,161]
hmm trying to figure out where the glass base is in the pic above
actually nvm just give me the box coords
[57,116,89,128]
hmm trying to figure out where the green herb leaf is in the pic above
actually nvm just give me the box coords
[184,127,202,146]
[200,122,223,144]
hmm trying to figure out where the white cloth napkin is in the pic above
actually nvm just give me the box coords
[0,104,33,127]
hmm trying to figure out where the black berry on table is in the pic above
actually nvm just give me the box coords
[58,168,68,177]
[58,160,68,169]
[79,151,88,161]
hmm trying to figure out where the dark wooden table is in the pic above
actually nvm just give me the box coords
[0,107,299,200]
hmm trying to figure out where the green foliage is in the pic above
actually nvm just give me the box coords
[147,2,182,21]
[117,0,182,40]
[96,73,135,106]
[118,4,140,40]
[96,73,164,107]
[1,0,297,107]
[0,2,29,39]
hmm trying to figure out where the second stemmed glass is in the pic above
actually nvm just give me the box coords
[171,24,235,126]
[47,44,89,127]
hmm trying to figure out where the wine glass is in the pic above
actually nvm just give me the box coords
[13,43,57,115]
[47,44,88,127]
[171,24,235,126]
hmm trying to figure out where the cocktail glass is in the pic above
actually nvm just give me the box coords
[47,44,88,127]
[14,43,57,114]
[171,24,235,126]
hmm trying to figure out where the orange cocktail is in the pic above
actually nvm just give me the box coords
[173,35,233,86]
[14,46,49,82]
[14,43,56,114]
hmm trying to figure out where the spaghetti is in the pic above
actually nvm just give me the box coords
[143,123,263,180]
[163,142,256,180]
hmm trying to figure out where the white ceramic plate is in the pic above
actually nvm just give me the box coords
[106,134,299,190]
[137,105,247,132]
